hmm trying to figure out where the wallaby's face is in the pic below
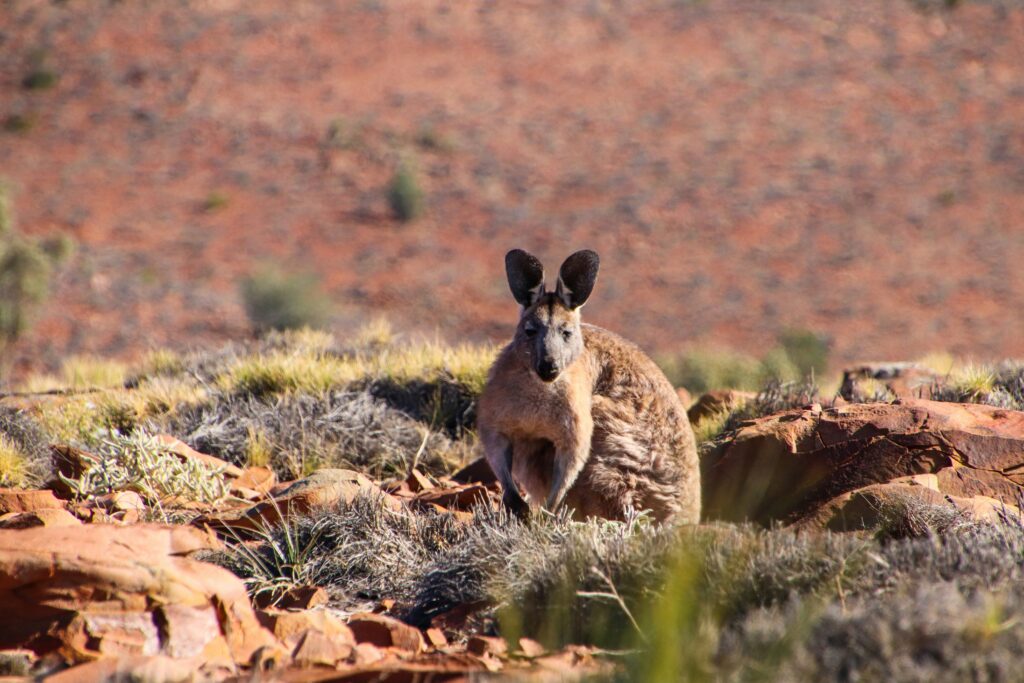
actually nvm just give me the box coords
[518,294,584,382]
[504,249,600,383]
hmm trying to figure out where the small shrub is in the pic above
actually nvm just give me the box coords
[692,409,733,445]
[22,68,58,90]
[414,125,456,152]
[202,191,229,212]
[3,114,35,134]
[777,328,830,379]
[59,429,230,508]
[388,163,424,222]
[658,347,765,394]
[39,233,75,263]
[240,269,331,333]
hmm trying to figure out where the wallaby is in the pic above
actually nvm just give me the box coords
[477,249,700,523]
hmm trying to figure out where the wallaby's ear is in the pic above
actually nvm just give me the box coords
[555,250,600,309]
[505,249,546,308]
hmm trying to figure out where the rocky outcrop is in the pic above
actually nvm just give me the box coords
[194,469,402,535]
[839,362,937,401]
[702,399,1024,526]
[0,524,279,670]
[804,474,1013,532]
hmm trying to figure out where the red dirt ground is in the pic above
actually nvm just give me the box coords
[2,0,1023,376]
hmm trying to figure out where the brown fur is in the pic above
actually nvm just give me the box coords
[478,309,700,524]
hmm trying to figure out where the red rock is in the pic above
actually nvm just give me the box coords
[703,399,1024,525]
[257,609,355,655]
[351,642,385,666]
[840,362,936,401]
[406,468,434,493]
[424,628,448,649]
[49,446,101,497]
[467,635,507,657]
[518,637,546,658]
[413,484,493,512]
[0,508,81,529]
[43,655,198,683]
[676,386,693,408]
[347,613,424,653]
[231,466,277,498]
[450,458,497,486]
[0,524,278,665]
[194,469,402,535]
[91,490,146,512]
[254,585,329,611]
[292,630,350,668]
[0,489,65,515]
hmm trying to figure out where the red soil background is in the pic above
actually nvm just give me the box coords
[2,0,1023,376]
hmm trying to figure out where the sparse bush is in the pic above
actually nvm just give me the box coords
[39,234,75,263]
[2,114,35,134]
[0,186,74,352]
[777,328,830,379]
[658,347,765,394]
[160,389,460,479]
[202,191,229,212]
[388,162,424,222]
[659,329,828,395]
[0,238,53,347]
[59,430,230,509]
[22,68,58,91]
[240,269,331,333]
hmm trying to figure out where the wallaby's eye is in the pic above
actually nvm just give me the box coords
[524,326,538,338]
[561,329,572,341]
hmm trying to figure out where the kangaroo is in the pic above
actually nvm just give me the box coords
[476,249,700,524]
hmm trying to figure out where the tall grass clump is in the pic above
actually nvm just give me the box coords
[0,406,53,487]
[0,434,28,487]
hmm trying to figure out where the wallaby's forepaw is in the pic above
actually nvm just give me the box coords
[502,490,531,521]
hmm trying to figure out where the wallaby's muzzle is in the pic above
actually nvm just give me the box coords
[536,358,559,382]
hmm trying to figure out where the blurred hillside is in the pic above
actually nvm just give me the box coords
[1,0,1023,376]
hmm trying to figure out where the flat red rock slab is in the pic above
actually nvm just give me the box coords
[0,488,65,515]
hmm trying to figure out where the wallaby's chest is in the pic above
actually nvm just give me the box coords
[484,361,590,442]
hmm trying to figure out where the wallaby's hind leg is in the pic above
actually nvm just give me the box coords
[481,427,529,518]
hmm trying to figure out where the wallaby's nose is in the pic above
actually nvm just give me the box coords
[537,359,559,382]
